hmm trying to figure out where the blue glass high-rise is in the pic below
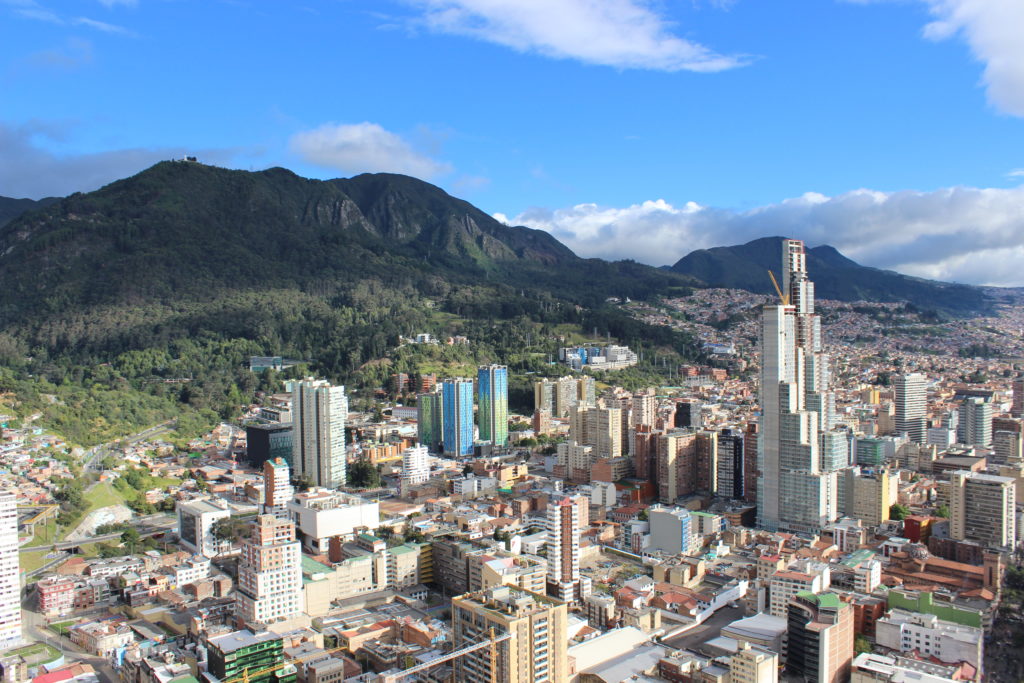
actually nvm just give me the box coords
[442,378,475,457]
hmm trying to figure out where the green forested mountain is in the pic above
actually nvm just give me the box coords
[670,236,990,315]
[0,195,59,228]
[0,162,699,442]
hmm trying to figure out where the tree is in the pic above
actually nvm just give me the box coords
[348,459,382,489]
[638,509,649,521]
[935,504,949,518]
[120,528,141,545]
[854,635,872,655]
[377,525,393,540]
[889,504,910,521]
[291,474,314,492]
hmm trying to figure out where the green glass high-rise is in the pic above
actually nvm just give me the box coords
[205,630,296,683]
[478,365,508,447]
[417,390,443,452]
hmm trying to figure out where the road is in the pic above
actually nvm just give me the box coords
[20,590,119,682]
[82,420,176,473]
[659,604,748,652]
[54,515,177,551]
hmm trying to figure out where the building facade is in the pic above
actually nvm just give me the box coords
[478,365,509,447]
[236,515,304,628]
[290,379,348,488]
[442,378,475,457]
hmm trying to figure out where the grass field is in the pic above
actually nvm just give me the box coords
[18,549,52,574]
[148,476,183,489]
[83,482,128,514]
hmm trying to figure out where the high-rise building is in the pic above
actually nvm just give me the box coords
[205,630,296,683]
[400,444,430,496]
[577,376,596,407]
[631,391,658,427]
[555,376,578,417]
[546,498,582,603]
[674,399,702,429]
[451,586,568,683]
[442,378,475,457]
[894,373,927,444]
[290,379,348,488]
[1013,375,1024,418]
[758,239,839,533]
[569,404,622,460]
[786,592,854,683]
[478,365,509,447]
[993,428,1024,464]
[236,515,304,628]
[263,458,293,519]
[717,428,745,500]
[534,379,555,415]
[417,389,443,452]
[657,429,697,503]
[843,467,896,528]
[696,430,718,492]
[949,470,1016,550]
[246,423,294,468]
[957,396,992,448]
[0,492,20,649]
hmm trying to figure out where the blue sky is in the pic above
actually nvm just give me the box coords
[3,0,1024,285]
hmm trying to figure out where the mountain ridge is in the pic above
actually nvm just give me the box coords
[670,236,990,315]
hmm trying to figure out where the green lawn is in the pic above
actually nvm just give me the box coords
[5,641,61,664]
[148,476,183,489]
[83,482,128,514]
[48,621,74,636]
[18,549,55,574]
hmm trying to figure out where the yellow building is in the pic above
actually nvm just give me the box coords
[452,586,568,683]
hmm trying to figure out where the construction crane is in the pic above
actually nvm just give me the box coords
[767,270,789,306]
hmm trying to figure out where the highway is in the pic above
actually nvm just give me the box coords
[53,515,177,551]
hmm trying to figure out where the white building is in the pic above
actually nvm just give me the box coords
[170,555,212,587]
[0,492,20,648]
[400,444,430,496]
[949,470,1016,549]
[757,240,840,533]
[590,481,617,508]
[875,609,983,670]
[288,488,380,553]
[236,515,304,627]
[767,568,830,618]
[730,642,779,683]
[851,653,962,683]
[177,497,232,558]
[263,457,293,519]
[647,506,697,556]
[453,475,498,497]
[547,497,582,602]
[894,373,927,444]
[290,378,348,488]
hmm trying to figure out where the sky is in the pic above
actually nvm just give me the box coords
[3,0,1024,285]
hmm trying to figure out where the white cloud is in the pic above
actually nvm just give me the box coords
[850,0,1024,117]
[411,0,747,72]
[289,122,453,179]
[1007,168,1024,178]
[74,16,133,35]
[0,121,248,198]
[500,185,1024,286]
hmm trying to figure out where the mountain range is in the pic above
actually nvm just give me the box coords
[0,162,992,369]
[670,236,989,315]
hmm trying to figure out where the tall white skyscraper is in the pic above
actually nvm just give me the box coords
[758,239,840,533]
[290,379,348,488]
[0,492,20,648]
[546,497,581,603]
[894,373,927,444]
[400,444,430,496]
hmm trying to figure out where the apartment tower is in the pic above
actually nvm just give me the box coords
[289,379,348,488]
